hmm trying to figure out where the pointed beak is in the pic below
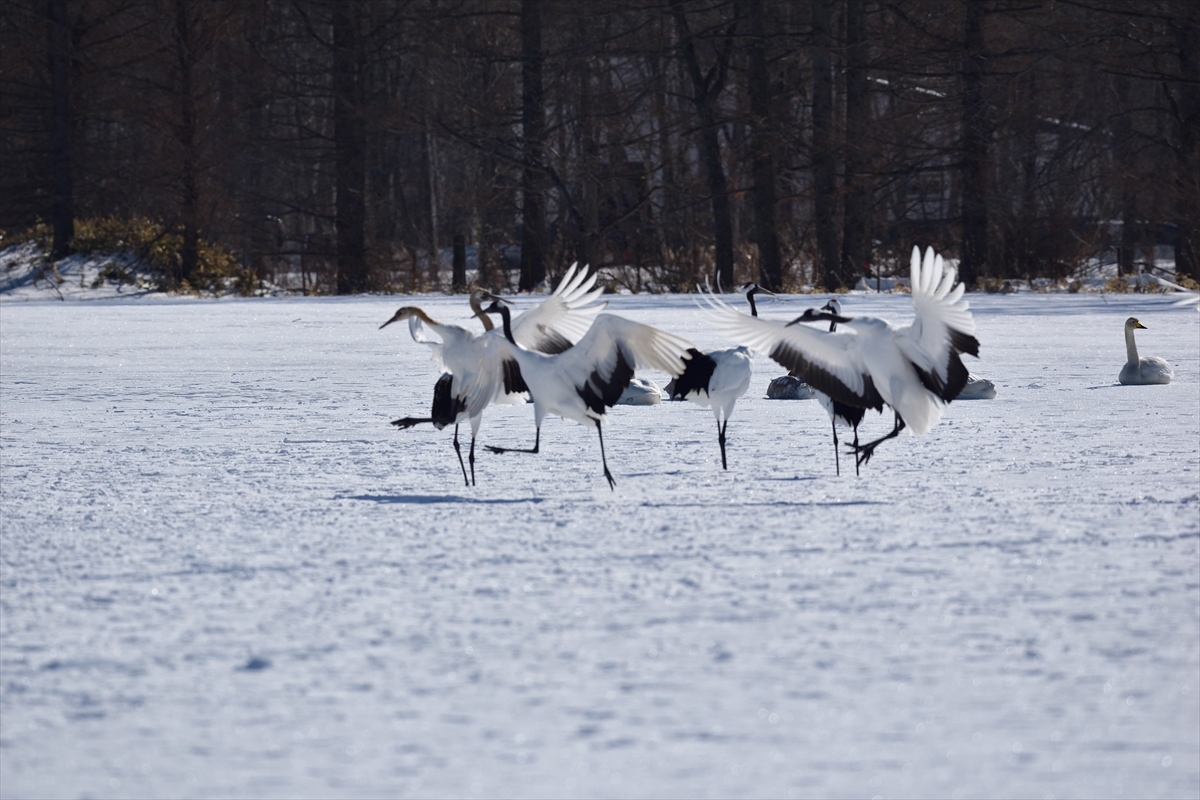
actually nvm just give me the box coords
[1136,321,1147,329]
[379,312,402,330]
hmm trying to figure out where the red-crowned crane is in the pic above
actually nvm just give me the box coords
[380,264,606,486]
[703,246,980,468]
[732,286,870,475]
[477,300,696,490]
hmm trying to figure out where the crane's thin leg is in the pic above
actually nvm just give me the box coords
[717,418,728,470]
[853,412,905,468]
[485,427,540,455]
[468,434,477,487]
[596,419,616,490]
[391,416,436,429]
[451,424,469,487]
[831,416,841,477]
[852,423,861,477]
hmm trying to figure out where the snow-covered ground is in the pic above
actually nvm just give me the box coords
[1,287,1197,799]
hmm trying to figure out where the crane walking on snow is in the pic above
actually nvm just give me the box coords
[478,299,697,490]
[380,264,606,486]
[704,246,980,468]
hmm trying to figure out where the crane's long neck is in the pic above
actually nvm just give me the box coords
[746,290,758,318]
[1125,325,1140,365]
[828,320,837,333]
[469,294,495,331]
[496,304,516,344]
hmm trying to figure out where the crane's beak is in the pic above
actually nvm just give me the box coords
[379,310,404,330]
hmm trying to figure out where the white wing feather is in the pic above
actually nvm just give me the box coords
[700,291,877,404]
[900,246,977,386]
[509,263,608,351]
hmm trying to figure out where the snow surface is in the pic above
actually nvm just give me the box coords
[1,288,1198,799]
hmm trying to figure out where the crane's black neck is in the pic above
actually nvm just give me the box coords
[745,288,759,318]
[491,303,516,343]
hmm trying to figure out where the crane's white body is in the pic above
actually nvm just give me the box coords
[475,307,696,488]
[381,264,607,485]
[1119,317,1173,385]
[703,247,979,464]
[671,345,752,469]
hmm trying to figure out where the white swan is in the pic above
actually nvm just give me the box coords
[1119,317,1173,385]
[617,376,663,405]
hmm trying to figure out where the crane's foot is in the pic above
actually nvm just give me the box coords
[484,444,539,455]
[603,467,616,491]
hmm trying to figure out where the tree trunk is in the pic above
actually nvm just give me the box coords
[671,0,735,290]
[746,0,782,292]
[841,0,871,290]
[1173,15,1199,281]
[812,0,839,290]
[48,0,73,260]
[519,0,547,291]
[960,0,989,287]
[333,2,367,294]
[452,231,467,292]
[174,0,199,286]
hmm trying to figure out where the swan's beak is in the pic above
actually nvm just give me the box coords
[1135,320,1147,329]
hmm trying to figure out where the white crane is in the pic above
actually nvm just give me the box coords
[1118,317,1173,385]
[728,287,871,475]
[809,297,874,476]
[475,299,696,490]
[380,264,606,486]
[668,344,752,470]
[703,246,980,468]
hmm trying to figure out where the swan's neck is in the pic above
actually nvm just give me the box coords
[1125,325,1140,365]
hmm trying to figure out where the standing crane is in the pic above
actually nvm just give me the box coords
[476,300,696,490]
[380,264,606,486]
[703,246,980,468]
[731,286,870,475]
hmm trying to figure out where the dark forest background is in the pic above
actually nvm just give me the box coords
[2,0,1197,295]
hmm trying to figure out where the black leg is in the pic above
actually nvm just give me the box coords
[596,419,616,490]
[391,416,435,429]
[831,415,840,477]
[468,434,476,487]
[485,427,540,455]
[451,424,469,487]
[718,418,728,470]
[852,422,861,477]
[853,413,905,468]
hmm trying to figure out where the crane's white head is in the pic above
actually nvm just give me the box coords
[821,297,842,315]
[740,281,777,298]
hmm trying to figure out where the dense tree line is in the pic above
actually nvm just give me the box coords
[2,0,1196,293]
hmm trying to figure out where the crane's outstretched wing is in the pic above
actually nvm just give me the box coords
[510,263,608,353]
[467,314,695,419]
[898,246,979,401]
[700,292,884,412]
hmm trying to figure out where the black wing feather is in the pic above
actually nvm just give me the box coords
[768,341,885,412]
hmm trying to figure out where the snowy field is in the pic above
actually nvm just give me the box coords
[1,287,1197,799]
